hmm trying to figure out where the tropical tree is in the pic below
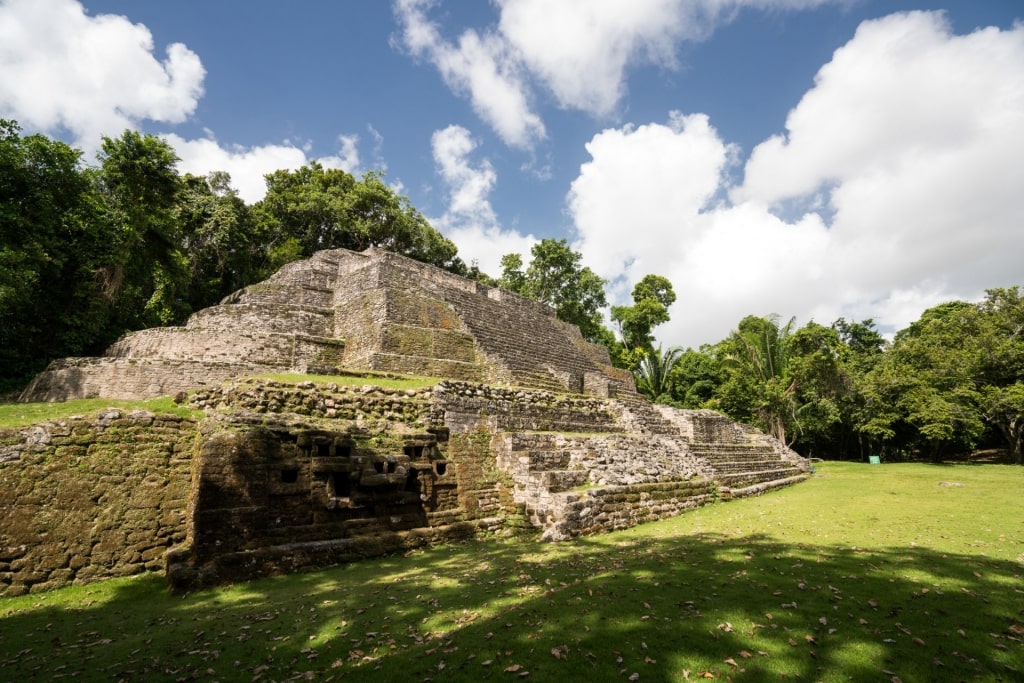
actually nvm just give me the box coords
[858,302,985,460]
[175,172,262,311]
[666,346,722,408]
[635,345,684,401]
[717,314,799,444]
[827,318,887,460]
[499,238,608,342]
[785,322,851,457]
[981,383,1024,463]
[610,274,676,353]
[255,163,464,273]
[96,129,185,328]
[0,120,117,389]
[974,287,1024,462]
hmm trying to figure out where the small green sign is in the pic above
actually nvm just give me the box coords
[869,455,881,465]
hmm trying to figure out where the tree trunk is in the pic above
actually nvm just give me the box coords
[993,417,1023,465]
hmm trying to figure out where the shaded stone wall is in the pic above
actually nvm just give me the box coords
[0,411,195,596]
[167,384,524,590]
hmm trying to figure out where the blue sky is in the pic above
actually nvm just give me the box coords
[1,0,1022,349]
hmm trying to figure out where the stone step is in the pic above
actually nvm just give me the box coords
[708,460,793,474]
[715,468,803,488]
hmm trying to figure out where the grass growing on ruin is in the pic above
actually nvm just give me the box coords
[1,462,1022,682]
[0,396,199,430]
[252,371,442,391]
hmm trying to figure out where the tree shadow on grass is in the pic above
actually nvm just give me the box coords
[1,532,1021,682]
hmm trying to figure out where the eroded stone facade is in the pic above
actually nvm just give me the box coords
[0,411,194,596]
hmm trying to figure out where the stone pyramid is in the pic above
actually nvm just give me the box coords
[21,247,633,402]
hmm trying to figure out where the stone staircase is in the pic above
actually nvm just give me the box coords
[647,405,810,498]
[612,394,686,436]
[689,442,806,493]
[105,250,346,369]
[441,286,608,394]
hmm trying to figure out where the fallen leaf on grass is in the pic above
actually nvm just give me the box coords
[724,658,738,668]
[550,645,568,660]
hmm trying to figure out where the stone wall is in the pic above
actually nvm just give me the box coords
[491,429,715,541]
[18,357,275,402]
[167,383,524,590]
[0,411,195,596]
[436,381,623,433]
[1,378,808,594]
[542,479,718,540]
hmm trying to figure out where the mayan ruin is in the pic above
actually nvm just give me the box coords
[1,248,808,596]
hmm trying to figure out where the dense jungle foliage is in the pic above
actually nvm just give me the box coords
[2,122,1021,463]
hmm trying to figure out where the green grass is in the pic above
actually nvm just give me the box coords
[0,396,199,430]
[250,371,442,391]
[0,372,441,430]
[1,462,1021,682]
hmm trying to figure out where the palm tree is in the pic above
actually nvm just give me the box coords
[635,345,684,401]
[721,315,798,444]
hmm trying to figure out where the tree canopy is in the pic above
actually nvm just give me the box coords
[499,238,609,343]
[255,164,464,274]
[0,123,468,392]
[663,295,1024,464]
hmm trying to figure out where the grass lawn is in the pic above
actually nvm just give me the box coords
[0,397,199,430]
[1,462,1021,682]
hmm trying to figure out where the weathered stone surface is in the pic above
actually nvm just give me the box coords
[0,412,195,596]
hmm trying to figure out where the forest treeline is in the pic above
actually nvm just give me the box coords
[2,122,1021,463]
[645,300,1023,465]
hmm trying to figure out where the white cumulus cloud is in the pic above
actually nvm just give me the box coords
[429,125,536,275]
[394,0,841,145]
[166,133,373,204]
[393,0,545,149]
[569,11,1024,348]
[0,0,204,150]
